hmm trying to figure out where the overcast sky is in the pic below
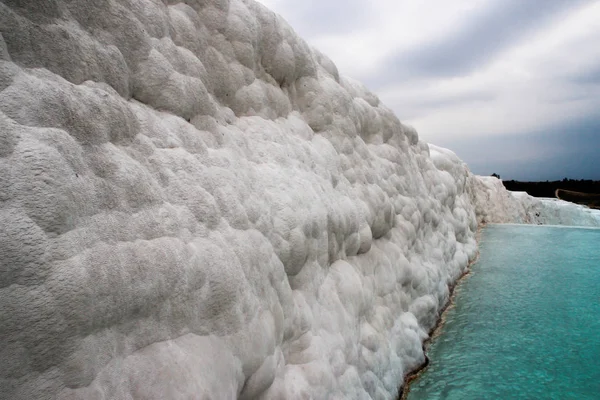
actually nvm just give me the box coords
[258,0,600,180]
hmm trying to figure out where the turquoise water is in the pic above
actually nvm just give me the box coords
[408,224,600,400]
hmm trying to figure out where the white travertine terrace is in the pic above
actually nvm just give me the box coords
[0,1,598,399]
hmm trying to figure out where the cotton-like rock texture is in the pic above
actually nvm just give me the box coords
[1,1,599,400]
[470,173,600,227]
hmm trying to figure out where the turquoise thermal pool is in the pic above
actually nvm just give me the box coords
[408,224,600,399]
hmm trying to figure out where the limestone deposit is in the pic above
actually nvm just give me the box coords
[1,1,598,399]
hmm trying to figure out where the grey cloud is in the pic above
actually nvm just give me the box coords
[414,90,496,110]
[269,0,372,39]
[569,64,600,85]
[545,62,600,103]
[392,89,496,120]
[369,0,590,87]
[545,93,594,105]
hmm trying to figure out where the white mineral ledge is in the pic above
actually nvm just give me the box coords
[0,1,598,399]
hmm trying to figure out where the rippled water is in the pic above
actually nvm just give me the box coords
[408,224,600,400]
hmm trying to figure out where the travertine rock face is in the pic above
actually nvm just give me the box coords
[0,1,598,399]
[469,174,600,227]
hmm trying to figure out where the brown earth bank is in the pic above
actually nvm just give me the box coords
[555,189,600,209]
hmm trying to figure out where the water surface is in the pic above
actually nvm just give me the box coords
[408,224,600,399]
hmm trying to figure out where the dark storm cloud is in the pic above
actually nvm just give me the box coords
[445,115,600,181]
[371,0,590,87]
